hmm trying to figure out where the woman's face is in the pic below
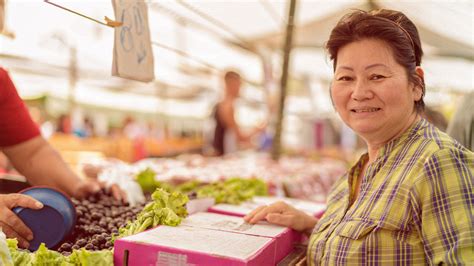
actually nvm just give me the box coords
[331,39,422,141]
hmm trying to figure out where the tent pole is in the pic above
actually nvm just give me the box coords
[272,0,297,161]
[68,46,77,112]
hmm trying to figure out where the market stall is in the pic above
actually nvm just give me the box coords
[0,0,472,265]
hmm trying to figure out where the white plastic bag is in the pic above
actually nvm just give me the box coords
[98,165,145,206]
[0,228,13,266]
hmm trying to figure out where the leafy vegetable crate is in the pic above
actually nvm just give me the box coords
[114,225,278,265]
[208,196,326,218]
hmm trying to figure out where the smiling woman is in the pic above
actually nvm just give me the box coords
[244,9,473,266]
[331,39,423,145]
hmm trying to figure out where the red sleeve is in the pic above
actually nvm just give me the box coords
[0,68,40,147]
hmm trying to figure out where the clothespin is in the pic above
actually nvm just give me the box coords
[104,16,122,27]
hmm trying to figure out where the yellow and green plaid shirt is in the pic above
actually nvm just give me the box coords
[308,118,473,265]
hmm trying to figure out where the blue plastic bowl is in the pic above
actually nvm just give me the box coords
[13,187,76,251]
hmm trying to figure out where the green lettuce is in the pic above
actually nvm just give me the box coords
[115,188,188,240]
[136,168,175,193]
[176,180,200,193]
[136,168,158,193]
[66,248,113,266]
[6,239,33,265]
[196,178,268,204]
[5,239,112,266]
[31,243,64,265]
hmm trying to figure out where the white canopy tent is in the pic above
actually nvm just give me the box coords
[0,0,472,146]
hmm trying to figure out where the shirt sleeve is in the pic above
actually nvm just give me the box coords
[0,68,41,147]
[410,148,474,265]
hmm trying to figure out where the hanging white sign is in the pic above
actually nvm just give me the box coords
[111,0,154,82]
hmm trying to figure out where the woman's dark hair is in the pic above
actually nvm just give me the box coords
[326,9,425,113]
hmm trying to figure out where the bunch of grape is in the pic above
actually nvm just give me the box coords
[55,189,145,255]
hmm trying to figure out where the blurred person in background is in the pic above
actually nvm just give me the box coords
[122,116,147,161]
[447,92,473,151]
[0,67,126,248]
[56,113,72,134]
[74,116,95,138]
[245,9,473,265]
[212,71,265,156]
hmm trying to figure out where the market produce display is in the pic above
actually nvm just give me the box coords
[2,188,135,265]
[2,173,306,265]
[94,152,347,203]
[4,187,190,266]
[59,189,145,254]
[135,169,268,205]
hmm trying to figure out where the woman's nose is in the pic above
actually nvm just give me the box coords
[351,79,373,101]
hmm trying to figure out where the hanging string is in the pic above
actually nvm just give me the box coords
[43,0,121,27]
[149,3,226,44]
[175,0,252,49]
[259,0,284,29]
[151,41,218,72]
[151,41,261,87]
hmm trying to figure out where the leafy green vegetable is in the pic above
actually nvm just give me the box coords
[30,243,63,265]
[136,168,174,193]
[6,239,33,265]
[115,188,188,239]
[66,248,113,266]
[5,239,112,266]
[135,168,158,193]
[196,178,267,204]
[175,180,200,193]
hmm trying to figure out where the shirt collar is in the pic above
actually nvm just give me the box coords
[351,118,429,167]
[378,117,429,157]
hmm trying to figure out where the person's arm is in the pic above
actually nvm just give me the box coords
[244,201,318,236]
[3,136,127,201]
[219,102,249,142]
[2,136,93,197]
[410,148,473,265]
[219,102,265,143]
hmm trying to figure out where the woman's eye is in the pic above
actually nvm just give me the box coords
[337,76,353,81]
[370,74,386,80]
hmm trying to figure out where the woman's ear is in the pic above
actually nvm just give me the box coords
[413,67,424,101]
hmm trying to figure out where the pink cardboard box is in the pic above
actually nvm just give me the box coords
[181,212,294,264]
[208,196,326,219]
[186,197,215,215]
[114,225,278,266]
[207,197,326,246]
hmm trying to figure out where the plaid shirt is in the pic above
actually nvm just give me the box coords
[308,119,473,265]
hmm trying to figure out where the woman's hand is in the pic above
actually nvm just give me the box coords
[244,201,318,233]
[0,194,43,248]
